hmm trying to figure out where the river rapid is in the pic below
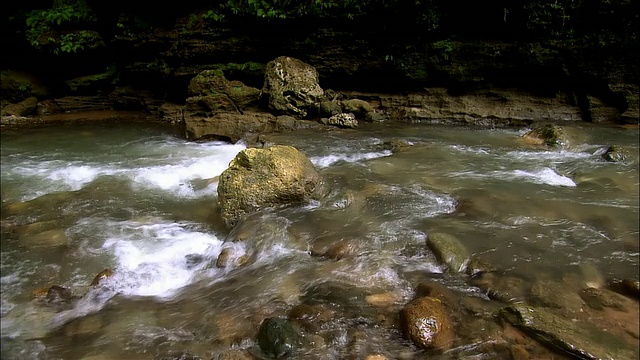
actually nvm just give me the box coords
[1,120,638,359]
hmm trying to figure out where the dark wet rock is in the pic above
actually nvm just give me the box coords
[400,296,455,350]
[465,256,498,278]
[217,145,327,228]
[580,287,634,311]
[601,145,628,162]
[184,111,276,143]
[90,269,114,286]
[426,232,469,273]
[302,282,368,308]
[501,304,638,360]
[257,317,302,358]
[37,99,63,115]
[341,99,374,118]
[262,56,324,118]
[471,273,528,303]
[155,351,203,360]
[326,113,358,128]
[45,285,73,304]
[522,123,568,147]
[608,278,640,300]
[380,140,413,153]
[1,96,38,117]
[319,100,342,117]
[364,111,387,122]
[530,280,584,312]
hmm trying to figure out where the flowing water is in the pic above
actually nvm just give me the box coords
[1,120,638,359]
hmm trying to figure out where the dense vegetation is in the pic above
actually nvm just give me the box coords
[1,0,638,96]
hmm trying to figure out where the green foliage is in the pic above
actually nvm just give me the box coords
[25,1,102,54]
[431,40,455,61]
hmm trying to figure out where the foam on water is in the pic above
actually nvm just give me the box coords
[511,168,576,187]
[453,167,576,187]
[6,140,245,201]
[505,149,592,162]
[310,150,392,168]
[101,220,224,298]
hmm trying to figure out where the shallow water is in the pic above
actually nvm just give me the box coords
[1,121,638,359]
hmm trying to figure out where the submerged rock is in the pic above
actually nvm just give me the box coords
[580,287,634,311]
[601,145,627,162]
[400,296,455,350]
[530,280,584,312]
[262,56,324,118]
[217,145,327,228]
[257,317,302,358]
[426,233,469,273]
[607,278,640,300]
[501,304,638,360]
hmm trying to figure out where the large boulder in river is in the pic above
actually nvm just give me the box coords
[400,296,455,350]
[522,123,569,147]
[262,56,325,118]
[217,145,327,228]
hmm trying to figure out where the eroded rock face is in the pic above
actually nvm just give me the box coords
[217,145,327,228]
[400,296,455,350]
[262,56,325,118]
[184,111,276,143]
[188,70,260,110]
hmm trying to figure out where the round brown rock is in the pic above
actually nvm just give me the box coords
[400,296,454,350]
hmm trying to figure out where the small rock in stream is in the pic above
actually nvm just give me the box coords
[426,232,470,273]
[257,317,302,358]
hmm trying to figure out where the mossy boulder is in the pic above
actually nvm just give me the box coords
[426,232,469,272]
[262,56,325,118]
[522,123,569,147]
[341,99,374,118]
[400,297,455,350]
[217,145,327,228]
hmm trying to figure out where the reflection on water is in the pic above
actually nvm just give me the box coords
[1,122,638,359]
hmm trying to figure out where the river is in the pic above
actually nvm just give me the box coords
[1,120,638,359]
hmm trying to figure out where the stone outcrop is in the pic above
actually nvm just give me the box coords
[217,145,327,228]
[184,111,276,143]
[501,304,638,360]
[262,56,325,118]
